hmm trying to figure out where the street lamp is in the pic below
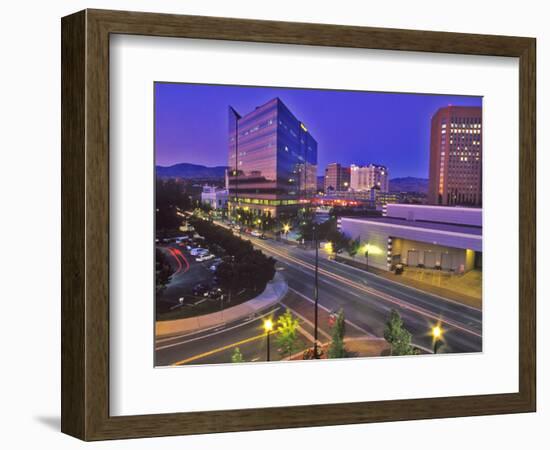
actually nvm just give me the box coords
[312,223,320,359]
[283,223,290,234]
[432,325,444,354]
[263,319,274,361]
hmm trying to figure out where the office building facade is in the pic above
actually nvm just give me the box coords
[324,163,350,193]
[350,163,389,192]
[227,98,317,217]
[201,185,228,210]
[340,204,482,272]
[428,106,482,206]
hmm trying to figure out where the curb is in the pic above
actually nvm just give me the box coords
[156,272,288,338]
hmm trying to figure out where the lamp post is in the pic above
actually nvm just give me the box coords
[432,325,443,354]
[263,319,273,361]
[364,249,369,270]
[313,223,319,358]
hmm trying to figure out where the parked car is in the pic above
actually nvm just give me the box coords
[207,287,223,299]
[259,234,267,240]
[196,254,215,262]
[251,230,262,237]
[190,248,209,256]
[192,283,209,296]
[209,262,221,272]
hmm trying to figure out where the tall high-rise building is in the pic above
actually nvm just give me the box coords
[324,163,350,193]
[350,164,389,192]
[428,106,482,206]
[227,98,317,217]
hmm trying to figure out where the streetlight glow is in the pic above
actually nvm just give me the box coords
[283,224,291,233]
[431,324,444,354]
[263,319,273,332]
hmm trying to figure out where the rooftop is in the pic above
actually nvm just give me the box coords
[341,216,482,236]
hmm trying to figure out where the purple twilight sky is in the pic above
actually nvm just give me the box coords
[155,82,482,179]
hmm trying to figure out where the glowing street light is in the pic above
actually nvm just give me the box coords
[263,319,274,361]
[432,324,444,354]
[283,223,291,234]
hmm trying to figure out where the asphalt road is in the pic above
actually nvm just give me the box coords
[250,236,482,354]
[155,229,482,366]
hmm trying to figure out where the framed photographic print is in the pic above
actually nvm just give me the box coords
[61,9,536,440]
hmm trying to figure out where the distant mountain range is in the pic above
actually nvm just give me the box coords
[156,164,429,193]
[389,177,429,193]
[156,163,228,179]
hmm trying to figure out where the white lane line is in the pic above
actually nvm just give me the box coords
[287,288,375,337]
[155,307,280,351]
[280,302,332,341]
[320,255,482,313]
[256,241,481,338]
[259,238,482,314]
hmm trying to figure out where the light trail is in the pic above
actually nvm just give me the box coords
[251,239,482,338]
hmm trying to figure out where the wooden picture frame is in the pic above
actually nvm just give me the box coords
[61,9,536,441]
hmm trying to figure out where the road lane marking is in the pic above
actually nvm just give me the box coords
[327,256,482,313]
[252,240,481,338]
[280,302,332,341]
[287,288,374,337]
[156,307,280,349]
[171,331,279,366]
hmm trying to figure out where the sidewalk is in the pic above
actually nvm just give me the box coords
[155,272,288,338]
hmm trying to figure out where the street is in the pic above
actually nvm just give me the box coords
[155,230,482,366]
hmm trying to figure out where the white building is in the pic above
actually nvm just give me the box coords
[350,164,389,192]
[201,185,228,210]
[339,204,482,272]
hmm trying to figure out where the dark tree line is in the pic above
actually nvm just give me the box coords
[155,248,174,295]
[155,179,193,232]
[189,218,276,294]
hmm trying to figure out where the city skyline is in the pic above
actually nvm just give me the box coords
[155,82,482,179]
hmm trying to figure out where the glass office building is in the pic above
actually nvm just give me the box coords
[228,98,317,218]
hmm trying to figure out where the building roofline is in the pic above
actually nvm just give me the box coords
[387,204,482,212]
[341,217,482,239]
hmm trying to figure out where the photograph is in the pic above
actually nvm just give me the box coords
[154,82,483,367]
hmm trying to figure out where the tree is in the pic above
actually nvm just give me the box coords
[231,347,245,363]
[328,308,347,358]
[188,217,276,296]
[155,248,174,295]
[326,229,350,254]
[383,309,418,356]
[347,236,361,258]
[155,178,192,231]
[276,309,300,359]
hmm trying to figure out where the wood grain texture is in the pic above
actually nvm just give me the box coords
[61,10,86,439]
[61,9,536,441]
